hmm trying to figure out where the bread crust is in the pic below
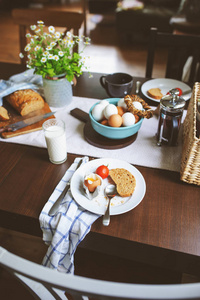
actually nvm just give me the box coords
[0,106,9,120]
[6,89,44,116]
[109,168,136,197]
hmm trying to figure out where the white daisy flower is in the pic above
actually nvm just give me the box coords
[48,54,53,59]
[50,42,56,47]
[27,54,32,59]
[48,26,55,34]
[41,57,47,63]
[34,45,40,51]
[43,51,49,56]
[46,46,52,51]
[30,38,34,44]
[26,33,31,38]
[54,32,61,39]
[37,20,44,25]
[53,55,59,61]
[24,45,31,51]
[30,25,36,30]
[58,51,64,57]
[35,28,41,33]
[19,53,24,58]
[66,31,72,38]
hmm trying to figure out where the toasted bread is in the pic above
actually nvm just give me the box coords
[0,106,9,121]
[147,88,163,100]
[109,168,136,197]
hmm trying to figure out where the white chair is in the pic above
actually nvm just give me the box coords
[0,246,200,300]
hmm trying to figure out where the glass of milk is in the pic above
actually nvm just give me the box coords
[42,119,67,164]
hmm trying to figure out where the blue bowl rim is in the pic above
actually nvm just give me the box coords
[89,98,144,131]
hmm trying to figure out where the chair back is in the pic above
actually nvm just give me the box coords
[146,27,200,84]
[1,246,200,300]
[12,8,84,64]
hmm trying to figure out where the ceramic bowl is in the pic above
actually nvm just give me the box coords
[89,98,144,140]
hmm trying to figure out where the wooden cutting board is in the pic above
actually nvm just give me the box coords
[0,101,54,139]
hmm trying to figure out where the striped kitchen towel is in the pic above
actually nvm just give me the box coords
[39,156,100,273]
[0,69,43,105]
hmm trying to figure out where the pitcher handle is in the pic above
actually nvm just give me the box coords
[100,75,106,88]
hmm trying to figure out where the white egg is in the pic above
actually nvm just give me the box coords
[92,104,105,121]
[99,100,109,107]
[104,104,118,119]
[132,101,143,110]
[117,98,127,109]
[122,112,136,127]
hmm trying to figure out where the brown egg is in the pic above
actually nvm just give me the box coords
[101,119,108,126]
[117,106,125,116]
[134,115,140,124]
[108,114,123,127]
[84,177,101,193]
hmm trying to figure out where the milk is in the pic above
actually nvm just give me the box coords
[44,124,67,164]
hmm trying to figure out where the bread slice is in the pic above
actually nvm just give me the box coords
[147,88,163,100]
[6,89,44,116]
[0,106,9,121]
[109,168,136,197]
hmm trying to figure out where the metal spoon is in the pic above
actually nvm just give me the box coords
[102,184,117,226]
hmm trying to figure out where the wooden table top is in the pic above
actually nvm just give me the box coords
[0,62,200,277]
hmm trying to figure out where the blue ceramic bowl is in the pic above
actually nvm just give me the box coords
[89,98,144,140]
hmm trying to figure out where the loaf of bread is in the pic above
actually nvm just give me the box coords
[147,88,163,100]
[109,168,136,197]
[6,89,44,116]
[0,106,9,121]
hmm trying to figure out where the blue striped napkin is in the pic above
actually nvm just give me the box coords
[39,156,100,273]
[0,69,43,105]
[0,80,38,106]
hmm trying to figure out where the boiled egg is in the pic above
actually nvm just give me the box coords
[108,114,123,127]
[117,98,127,110]
[132,101,143,110]
[92,104,105,121]
[122,112,135,126]
[84,174,101,193]
[134,114,140,123]
[104,104,118,119]
[99,99,109,107]
[83,173,102,200]
[117,106,125,116]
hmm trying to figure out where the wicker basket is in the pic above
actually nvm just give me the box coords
[180,82,200,185]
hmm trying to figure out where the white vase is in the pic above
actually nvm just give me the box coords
[43,74,72,108]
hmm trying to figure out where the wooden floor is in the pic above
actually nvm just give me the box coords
[0,2,198,299]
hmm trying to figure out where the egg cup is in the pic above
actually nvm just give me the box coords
[83,173,103,200]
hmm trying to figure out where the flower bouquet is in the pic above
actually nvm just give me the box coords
[20,20,91,82]
[19,20,91,107]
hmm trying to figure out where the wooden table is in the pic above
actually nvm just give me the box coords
[0,62,200,277]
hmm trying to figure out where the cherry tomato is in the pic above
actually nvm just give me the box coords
[175,87,182,96]
[96,165,109,179]
[167,88,182,96]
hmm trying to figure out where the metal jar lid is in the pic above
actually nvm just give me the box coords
[160,89,186,113]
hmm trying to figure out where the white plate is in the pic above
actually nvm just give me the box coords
[70,158,146,215]
[141,78,192,102]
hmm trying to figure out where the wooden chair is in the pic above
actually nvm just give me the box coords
[146,27,200,84]
[12,8,84,64]
[1,246,200,300]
